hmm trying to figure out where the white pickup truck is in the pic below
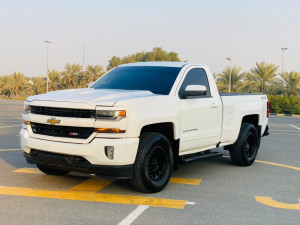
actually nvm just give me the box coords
[20,62,269,193]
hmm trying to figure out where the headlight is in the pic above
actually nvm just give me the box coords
[23,104,31,115]
[96,110,126,121]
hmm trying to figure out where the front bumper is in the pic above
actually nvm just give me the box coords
[24,151,133,179]
[20,128,139,178]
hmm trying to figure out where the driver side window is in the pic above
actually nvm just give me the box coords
[179,68,211,97]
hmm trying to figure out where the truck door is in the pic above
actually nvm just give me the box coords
[178,67,222,152]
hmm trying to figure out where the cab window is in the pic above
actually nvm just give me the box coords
[179,68,211,97]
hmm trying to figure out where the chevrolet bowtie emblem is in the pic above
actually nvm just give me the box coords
[47,117,61,125]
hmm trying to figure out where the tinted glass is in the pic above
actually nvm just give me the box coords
[179,68,211,96]
[92,66,181,95]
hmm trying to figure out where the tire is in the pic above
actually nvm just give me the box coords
[130,132,174,193]
[229,123,259,166]
[36,164,69,175]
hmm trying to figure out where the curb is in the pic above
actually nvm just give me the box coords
[270,113,300,118]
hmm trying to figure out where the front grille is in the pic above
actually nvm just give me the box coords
[31,122,94,139]
[31,106,95,118]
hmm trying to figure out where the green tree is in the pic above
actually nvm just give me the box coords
[4,71,27,98]
[216,66,245,92]
[25,77,46,95]
[279,71,300,96]
[81,65,106,87]
[61,63,82,89]
[0,77,5,97]
[107,56,122,71]
[268,94,300,114]
[48,69,61,91]
[106,47,180,70]
[243,62,279,93]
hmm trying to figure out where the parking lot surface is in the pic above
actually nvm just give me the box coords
[0,100,299,225]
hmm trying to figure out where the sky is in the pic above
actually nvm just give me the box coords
[0,0,299,76]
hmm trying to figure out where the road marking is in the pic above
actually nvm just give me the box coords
[255,160,300,171]
[271,130,300,132]
[69,178,114,192]
[0,186,187,209]
[292,115,300,118]
[0,149,22,152]
[118,205,149,225]
[13,168,42,174]
[186,201,196,205]
[13,168,203,187]
[270,133,300,136]
[255,196,300,210]
[223,156,300,171]
[169,177,201,185]
[289,124,300,131]
[0,120,22,122]
[0,125,21,129]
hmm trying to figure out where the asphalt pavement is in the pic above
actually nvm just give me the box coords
[0,100,299,225]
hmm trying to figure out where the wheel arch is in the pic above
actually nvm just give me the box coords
[140,122,180,170]
[224,114,260,151]
[241,114,259,128]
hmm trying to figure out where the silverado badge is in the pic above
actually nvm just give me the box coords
[47,117,61,125]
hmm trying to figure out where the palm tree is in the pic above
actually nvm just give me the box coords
[4,71,27,98]
[81,65,105,87]
[25,77,46,95]
[279,71,300,96]
[216,66,246,92]
[48,69,61,91]
[0,75,13,98]
[61,63,82,89]
[243,62,279,93]
[0,78,5,98]
[107,56,122,71]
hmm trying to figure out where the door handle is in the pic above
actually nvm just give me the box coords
[211,103,218,108]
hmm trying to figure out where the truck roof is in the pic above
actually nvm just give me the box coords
[118,61,192,68]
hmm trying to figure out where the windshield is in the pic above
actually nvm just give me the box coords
[91,66,181,95]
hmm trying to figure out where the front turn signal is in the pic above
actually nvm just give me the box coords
[23,120,30,125]
[95,128,126,133]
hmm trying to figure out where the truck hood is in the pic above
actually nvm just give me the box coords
[26,88,154,106]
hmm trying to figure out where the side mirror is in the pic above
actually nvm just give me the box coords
[181,85,207,99]
[88,82,95,88]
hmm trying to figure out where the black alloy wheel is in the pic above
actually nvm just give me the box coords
[245,133,256,159]
[147,145,168,182]
[229,123,259,166]
[130,132,174,193]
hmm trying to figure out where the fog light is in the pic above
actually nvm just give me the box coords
[30,149,38,157]
[105,146,114,160]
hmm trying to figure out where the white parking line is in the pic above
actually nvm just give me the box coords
[272,130,300,133]
[186,202,196,205]
[289,124,300,131]
[118,205,149,225]
[0,125,21,129]
[271,133,300,136]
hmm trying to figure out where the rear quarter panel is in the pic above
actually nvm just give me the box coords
[220,95,268,145]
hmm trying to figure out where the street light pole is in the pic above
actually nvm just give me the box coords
[226,57,232,92]
[44,40,52,93]
[281,48,289,75]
